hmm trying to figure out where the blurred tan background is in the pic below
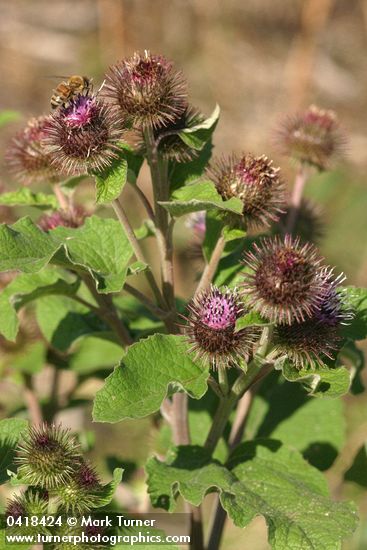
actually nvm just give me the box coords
[1,1,367,548]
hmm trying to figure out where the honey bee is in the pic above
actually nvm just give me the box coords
[50,75,92,109]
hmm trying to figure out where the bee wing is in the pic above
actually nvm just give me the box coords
[42,75,69,80]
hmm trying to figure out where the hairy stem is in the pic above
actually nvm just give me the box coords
[143,127,202,548]
[206,327,274,550]
[285,165,308,234]
[204,370,255,453]
[228,390,253,448]
[43,367,61,424]
[218,365,229,397]
[53,183,69,210]
[24,375,43,426]
[171,392,190,445]
[195,235,226,297]
[124,283,168,320]
[131,182,155,222]
[81,273,133,346]
[112,197,164,307]
[143,127,175,311]
[206,389,256,550]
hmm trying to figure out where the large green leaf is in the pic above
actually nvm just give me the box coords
[52,216,134,293]
[0,188,58,210]
[276,360,351,398]
[0,418,28,484]
[170,141,213,189]
[245,373,345,471]
[178,104,220,150]
[95,154,128,204]
[36,294,107,352]
[93,334,209,423]
[94,143,144,204]
[224,441,358,549]
[146,441,358,549]
[268,399,345,470]
[147,445,233,511]
[0,269,79,341]
[70,336,123,374]
[159,180,243,218]
[0,216,136,294]
[0,217,60,273]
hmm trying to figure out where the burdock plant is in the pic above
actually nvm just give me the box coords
[242,235,328,324]
[16,424,82,489]
[7,423,119,523]
[185,285,258,368]
[103,50,188,129]
[6,115,62,184]
[43,94,125,174]
[210,153,285,229]
[1,50,365,550]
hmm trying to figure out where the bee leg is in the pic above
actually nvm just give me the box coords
[97,80,105,93]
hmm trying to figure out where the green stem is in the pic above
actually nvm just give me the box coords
[285,164,308,234]
[204,370,251,453]
[144,127,201,549]
[195,235,226,297]
[53,183,69,210]
[143,127,175,312]
[81,273,133,347]
[124,283,168,320]
[205,326,274,550]
[130,182,155,222]
[204,326,273,454]
[23,375,43,426]
[218,366,229,397]
[112,197,165,308]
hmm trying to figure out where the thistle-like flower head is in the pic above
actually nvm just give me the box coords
[242,235,328,324]
[16,424,81,489]
[39,206,88,231]
[6,116,61,185]
[276,105,345,170]
[210,153,285,229]
[151,105,204,161]
[5,496,26,519]
[76,460,100,489]
[6,489,48,519]
[273,271,351,368]
[185,285,259,368]
[103,51,188,129]
[43,93,124,175]
[55,460,100,514]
